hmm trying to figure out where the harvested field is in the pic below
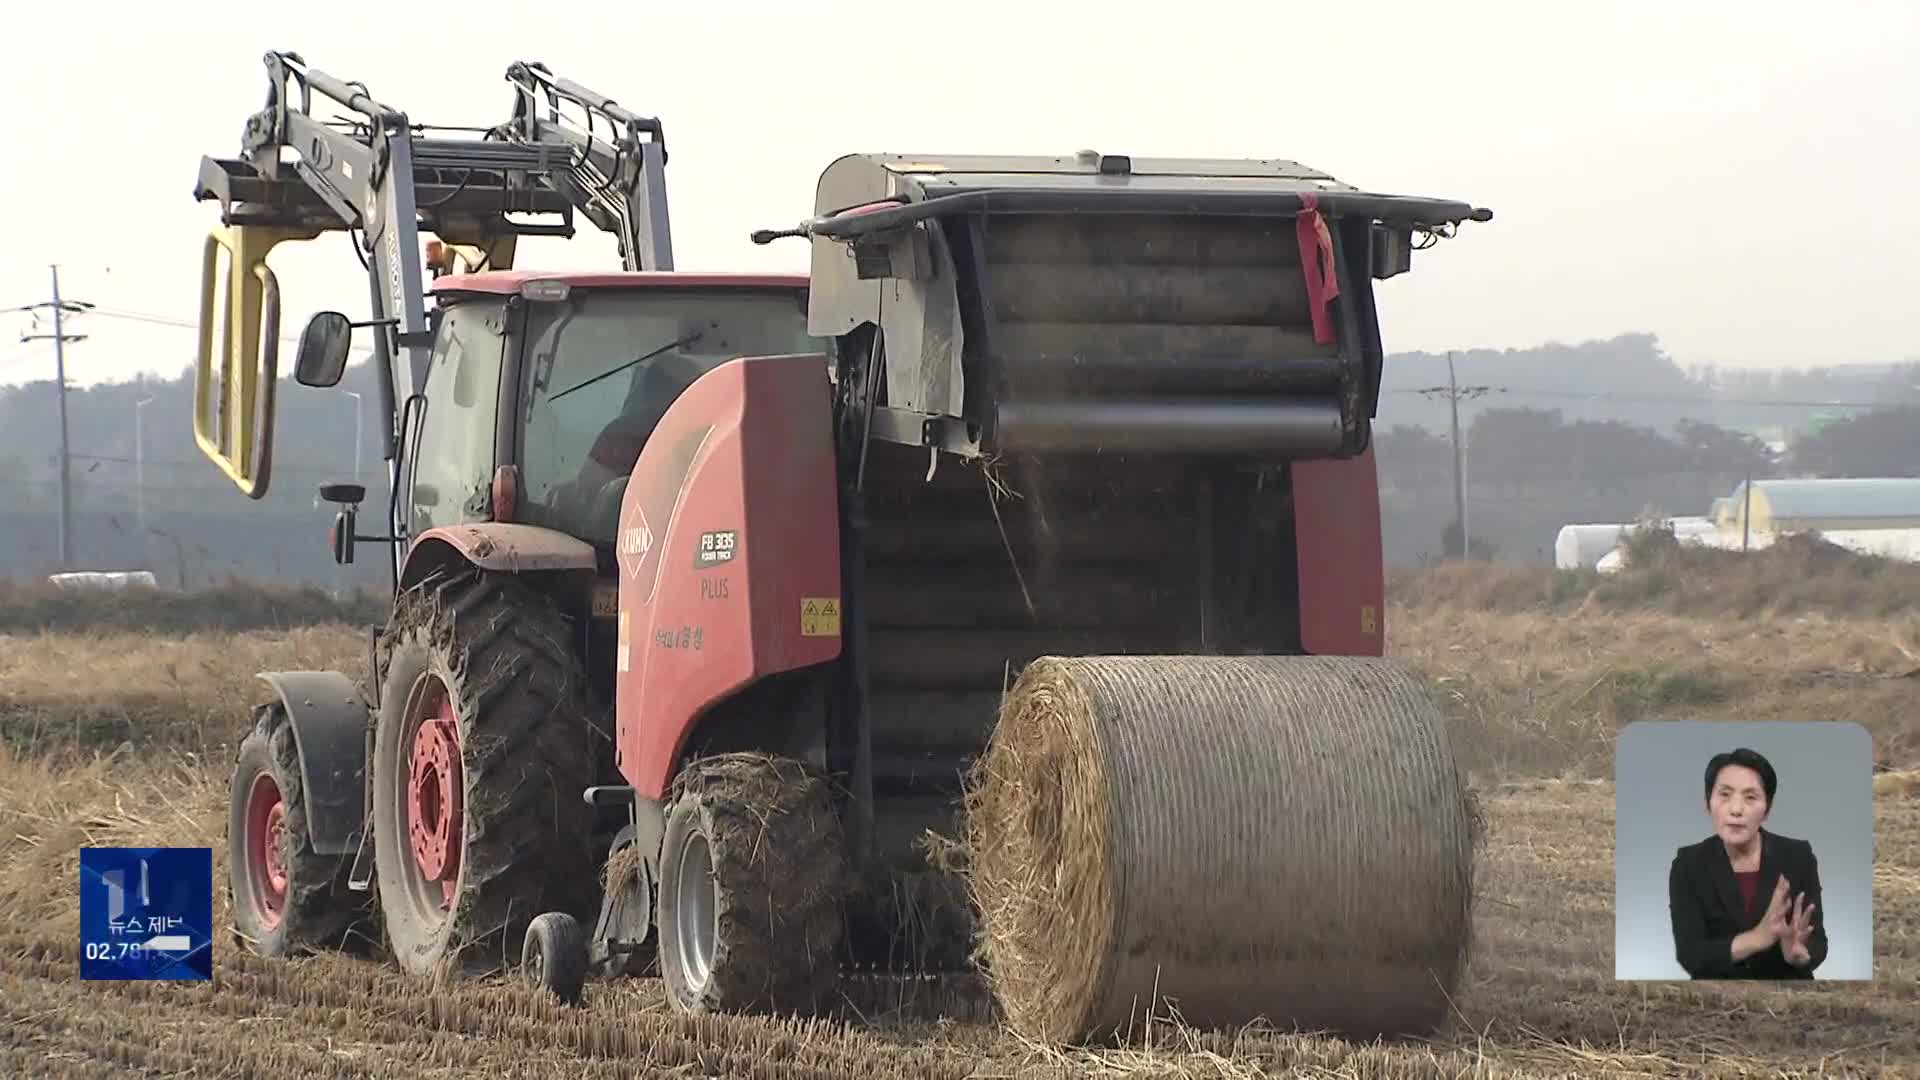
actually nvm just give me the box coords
[4,547,1918,1077]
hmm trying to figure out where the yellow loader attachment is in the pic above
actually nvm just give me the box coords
[425,234,520,278]
[194,223,319,498]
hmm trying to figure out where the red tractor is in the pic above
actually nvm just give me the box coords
[197,54,1491,1025]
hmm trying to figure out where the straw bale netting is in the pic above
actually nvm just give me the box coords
[962,654,1477,1045]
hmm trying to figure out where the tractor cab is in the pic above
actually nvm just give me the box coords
[293,269,819,569]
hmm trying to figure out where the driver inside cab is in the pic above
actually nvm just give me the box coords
[524,321,715,543]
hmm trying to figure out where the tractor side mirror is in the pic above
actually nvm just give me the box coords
[320,482,366,565]
[295,311,353,388]
[329,507,357,565]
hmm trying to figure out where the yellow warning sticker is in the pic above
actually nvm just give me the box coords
[1360,605,1378,636]
[800,597,841,637]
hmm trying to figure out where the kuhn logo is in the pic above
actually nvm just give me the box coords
[617,507,656,584]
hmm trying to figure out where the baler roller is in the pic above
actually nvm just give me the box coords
[992,398,1346,457]
[963,653,1478,1044]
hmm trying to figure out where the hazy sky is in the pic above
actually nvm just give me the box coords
[2,1,1916,392]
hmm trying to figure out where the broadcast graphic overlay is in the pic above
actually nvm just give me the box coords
[79,847,213,981]
[1614,721,1874,981]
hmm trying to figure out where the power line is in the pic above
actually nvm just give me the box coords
[1406,383,1504,402]
[63,451,345,477]
[32,301,1920,409]
[85,306,196,329]
[78,305,311,348]
[5,302,312,352]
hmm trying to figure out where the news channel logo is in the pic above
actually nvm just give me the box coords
[79,847,212,981]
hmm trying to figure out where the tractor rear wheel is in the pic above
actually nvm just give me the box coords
[370,569,598,978]
[656,753,846,1016]
[225,702,373,957]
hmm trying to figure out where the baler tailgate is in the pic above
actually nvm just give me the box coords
[788,151,1489,464]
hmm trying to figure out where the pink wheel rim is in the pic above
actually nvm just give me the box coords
[406,678,463,910]
[245,772,288,928]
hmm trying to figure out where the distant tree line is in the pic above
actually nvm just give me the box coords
[4,331,1913,577]
[1787,406,1920,477]
[1378,404,1920,504]
[1374,404,1920,563]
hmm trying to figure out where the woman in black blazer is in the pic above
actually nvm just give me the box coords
[1668,747,1826,979]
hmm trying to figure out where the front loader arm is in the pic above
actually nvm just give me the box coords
[189,50,679,561]
[496,61,673,272]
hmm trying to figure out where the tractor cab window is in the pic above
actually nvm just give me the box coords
[515,288,819,546]
[408,303,505,536]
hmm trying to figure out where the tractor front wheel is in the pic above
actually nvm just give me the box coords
[370,569,598,977]
[523,911,589,1005]
[225,703,372,957]
[656,753,846,1016]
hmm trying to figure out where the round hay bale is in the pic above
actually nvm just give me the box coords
[963,653,1476,1045]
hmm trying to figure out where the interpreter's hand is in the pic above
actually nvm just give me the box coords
[1757,876,1792,945]
[1783,892,1817,967]
[1729,877,1793,964]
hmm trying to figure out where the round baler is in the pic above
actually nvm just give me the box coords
[653,151,1497,1041]
[198,103,1492,1046]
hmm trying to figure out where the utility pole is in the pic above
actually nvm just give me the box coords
[1413,353,1503,560]
[1448,352,1467,558]
[14,266,93,570]
[136,396,156,538]
[1742,468,1753,552]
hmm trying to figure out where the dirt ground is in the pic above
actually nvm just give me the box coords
[3,570,1917,1078]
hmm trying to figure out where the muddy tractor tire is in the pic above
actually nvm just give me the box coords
[226,702,374,957]
[656,753,847,1016]
[370,569,599,978]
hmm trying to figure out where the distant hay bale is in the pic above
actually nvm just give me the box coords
[963,654,1477,1046]
[1555,524,1627,570]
